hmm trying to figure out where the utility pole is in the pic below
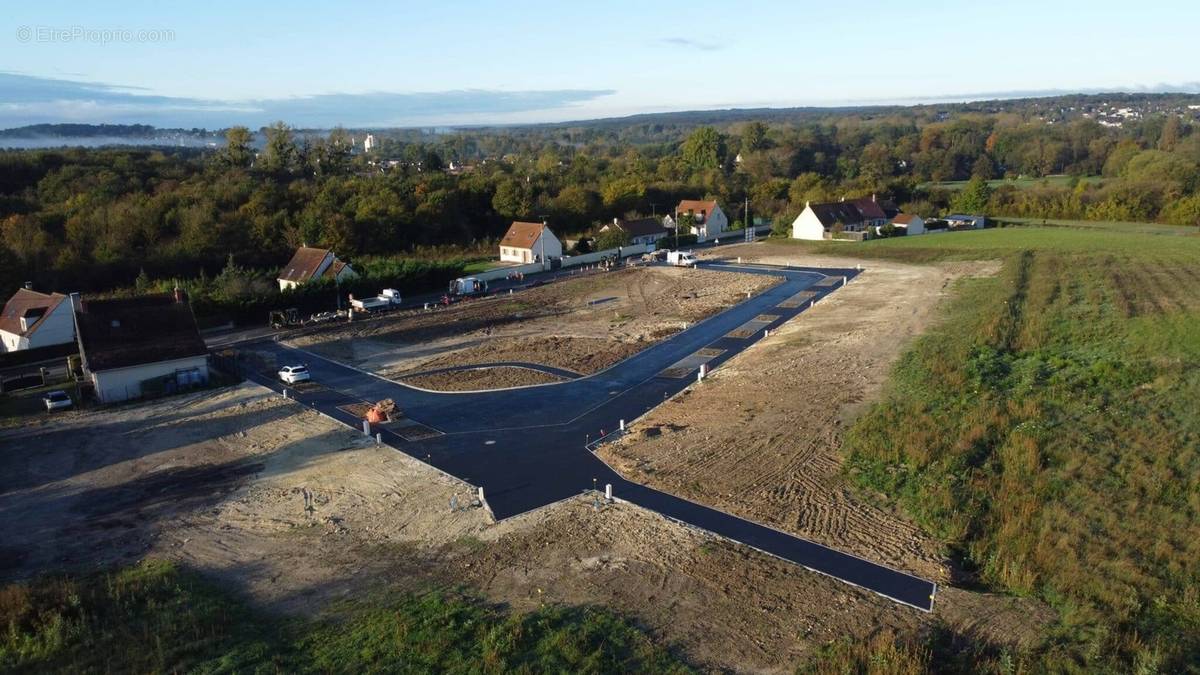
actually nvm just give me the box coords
[538,215,549,271]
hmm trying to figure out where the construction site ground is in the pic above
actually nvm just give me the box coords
[290,265,777,390]
[0,246,1054,672]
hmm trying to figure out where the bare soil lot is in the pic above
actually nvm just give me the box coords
[601,244,1000,582]
[292,266,776,390]
[0,246,1056,671]
[403,366,567,391]
[0,382,1044,672]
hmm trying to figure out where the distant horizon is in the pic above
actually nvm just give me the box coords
[0,86,1198,137]
[5,0,1199,129]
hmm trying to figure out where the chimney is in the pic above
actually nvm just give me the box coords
[69,292,82,313]
[614,217,619,225]
[23,281,32,290]
[805,200,810,208]
[872,193,876,202]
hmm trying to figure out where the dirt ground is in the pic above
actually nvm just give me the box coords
[600,244,1001,583]
[0,246,1058,671]
[402,366,567,391]
[291,265,776,389]
[0,378,1048,672]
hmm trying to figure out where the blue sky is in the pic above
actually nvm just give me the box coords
[2,0,1199,128]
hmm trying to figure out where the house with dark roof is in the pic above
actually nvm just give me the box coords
[790,195,892,241]
[0,287,75,352]
[74,290,210,403]
[277,246,357,291]
[499,221,562,264]
[665,199,728,240]
[597,217,669,247]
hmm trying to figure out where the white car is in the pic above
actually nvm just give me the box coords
[42,390,73,411]
[278,365,311,384]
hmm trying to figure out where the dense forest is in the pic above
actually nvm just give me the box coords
[1,94,1198,303]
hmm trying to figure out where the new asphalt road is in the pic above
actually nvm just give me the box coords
[237,261,937,611]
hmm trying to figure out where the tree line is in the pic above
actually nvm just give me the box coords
[1,99,1197,300]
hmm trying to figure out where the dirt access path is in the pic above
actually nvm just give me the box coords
[289,265,776,390]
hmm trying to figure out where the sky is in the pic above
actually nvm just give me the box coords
[2,0,1199,129]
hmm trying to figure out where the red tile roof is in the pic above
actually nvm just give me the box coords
[76,293,207,371]
[676,199,718,216]
[500,221,548,249]
[278,247,334,283]
[892,213,919,225]
[0,289,67,337]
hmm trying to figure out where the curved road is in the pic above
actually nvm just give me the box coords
[240,261,937,611]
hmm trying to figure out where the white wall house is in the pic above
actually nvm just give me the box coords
[90,355,210,403]
[277,247,357,291]
[0,289,76,352]
[891,213,926,235]
[74,291,210,404]
[499,221,563,264]
[674,200,728,240]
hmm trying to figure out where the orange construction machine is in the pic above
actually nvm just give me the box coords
[365,398,396,424]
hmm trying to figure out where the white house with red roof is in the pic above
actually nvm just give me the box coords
[891,213,926,235]
[0,287,76,352]
[499,221,562,264]
[668,199,728,240]
[277,246,357,291]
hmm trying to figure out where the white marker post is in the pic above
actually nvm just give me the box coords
[282,389,289,399]
[362,420,370,436]
[605,484,613,501]
[843,275,847,285]
[619,419,625,431]
[477,486,485,504]
[376,432,382,445]
[698,364,708,382]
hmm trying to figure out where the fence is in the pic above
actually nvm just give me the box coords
[560,243,652,268]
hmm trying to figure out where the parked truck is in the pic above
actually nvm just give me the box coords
[448,277,488,297]
[666,250,697,267]
[349,288,404,313]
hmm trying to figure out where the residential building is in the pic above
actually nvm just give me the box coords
[0,287,75,352]
[671,199,728,240]
[790,195,889,240]
[73,290,210,403]
[597,217,669,247]
[363,134,377,152]
[499,221,563,264]
[891,213,926,235]
[277,246,357,291]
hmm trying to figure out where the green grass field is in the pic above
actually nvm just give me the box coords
[786,224,1200,671]
[0,561,690,674]
[922,175,1106,191]
[995,216,1198,236]
[462,258,505,274]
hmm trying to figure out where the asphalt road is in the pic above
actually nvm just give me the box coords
[238,261,937,611]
